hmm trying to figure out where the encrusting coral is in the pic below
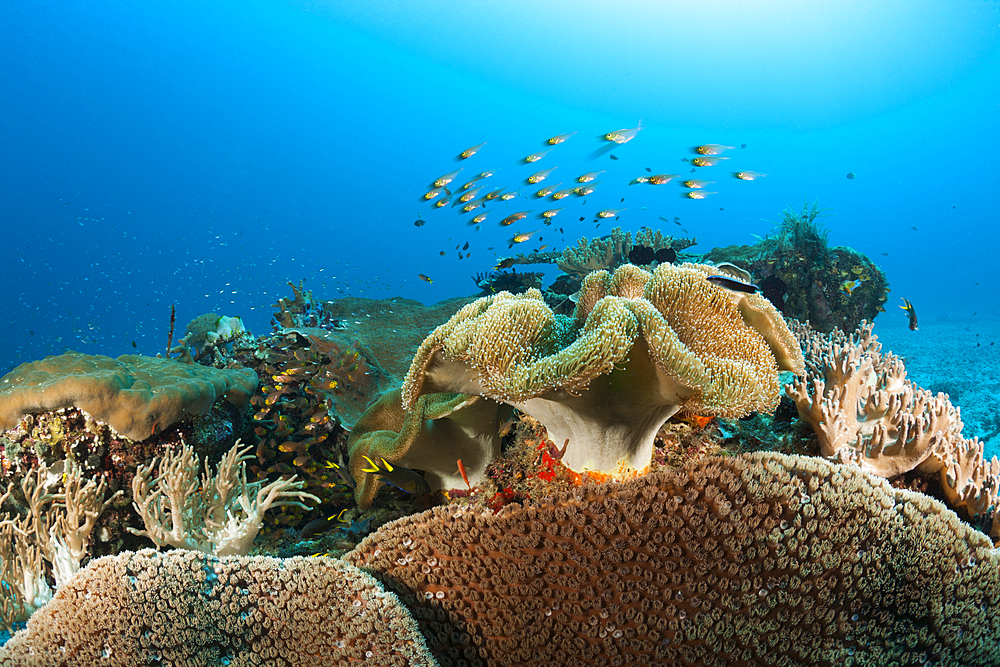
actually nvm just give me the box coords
[0,548,440,667]
[786,321,1000,529]
[346,451,1000,667]
[402,263,803,476]
[0,352,257,442]
[347,388,511,510]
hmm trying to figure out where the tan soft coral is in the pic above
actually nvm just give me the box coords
[786,321,1000,526]
[403,263,802,476]
[345,452,1000,666]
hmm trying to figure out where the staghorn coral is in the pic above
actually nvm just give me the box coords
[346,452,1000,667]
[786,321,1000,527]
[0,548,439,667]
[347,388,511,511]
[0,353,257,442]
[403,263,803,476]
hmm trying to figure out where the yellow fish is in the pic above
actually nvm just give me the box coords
[574,183,599,196]
[524,149,551,163]
[476,169,498,179]
[457,186,483,204]
[648,174,678,185]
[596,208,625,218]
[682,179,715,189]
[684,190,717,199]
[694,144,734,155]
[499,192,518,201]
[527,167,557,184]
[458,142,486,159]
[434,198,450,208]
[577,171,604,183]
[461,199,483,213]
[500,211,530,226]
[551,188,576,200]
[691,157,729,167]
[603,124,643,144]
[534,183,560,198]
[423,187,446,200]
[472,212,488,224]
[733,171,766,180]
[432,169,462,188]
[547,131,577,145]
[540,207,564,219]
[510,229,540,243]
[418,274,433,284]
[484,188,506,201]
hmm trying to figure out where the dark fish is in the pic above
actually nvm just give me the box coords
[740,144,747,148]
[131,341,137,348]
[414,218,426,227]
[881,252,889,256]
[495,258,515,270]
[579,216,585,221]
[645,167,652,172]
[911,226,918,231]
[846,172,856,179]
[462,241,469,250]
[419,274,434,283]
[900,298,918,331]
[609,154,619,160]
[706,275,759,294]
[361,456,431,494]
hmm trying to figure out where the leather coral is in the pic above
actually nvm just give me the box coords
[401,263,803,476]
[786,321,1000,525]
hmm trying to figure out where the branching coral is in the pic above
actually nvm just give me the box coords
[786,320,1000,528]
[0,459,121,629]
[346,451,1000,667]
[128,440,318,557]
[402,263,802,476]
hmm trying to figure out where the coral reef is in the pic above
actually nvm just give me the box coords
[756,201,888,332]
[471,269,544,296]
[0,548,439,666]
[0,353,257,442]
[555,227,696,279]
[347,451,1000,667]
[402,263,802,476]
[701,201,889,333]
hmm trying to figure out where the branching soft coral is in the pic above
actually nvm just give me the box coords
[128,440,318,556]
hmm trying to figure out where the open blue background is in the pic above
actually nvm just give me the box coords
[2,0,998,374]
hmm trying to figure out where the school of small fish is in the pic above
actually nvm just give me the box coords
[414,129,767,285]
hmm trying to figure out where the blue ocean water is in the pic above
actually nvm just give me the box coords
[2,0,998,375]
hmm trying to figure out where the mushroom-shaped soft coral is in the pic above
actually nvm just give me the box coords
[347,388,511,510]
[402,263,803,476]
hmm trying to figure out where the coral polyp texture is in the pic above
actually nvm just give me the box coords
[402,263,803,475]
[0,548,439,667]
[346,452,1000,667]
[0,353,257,442]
